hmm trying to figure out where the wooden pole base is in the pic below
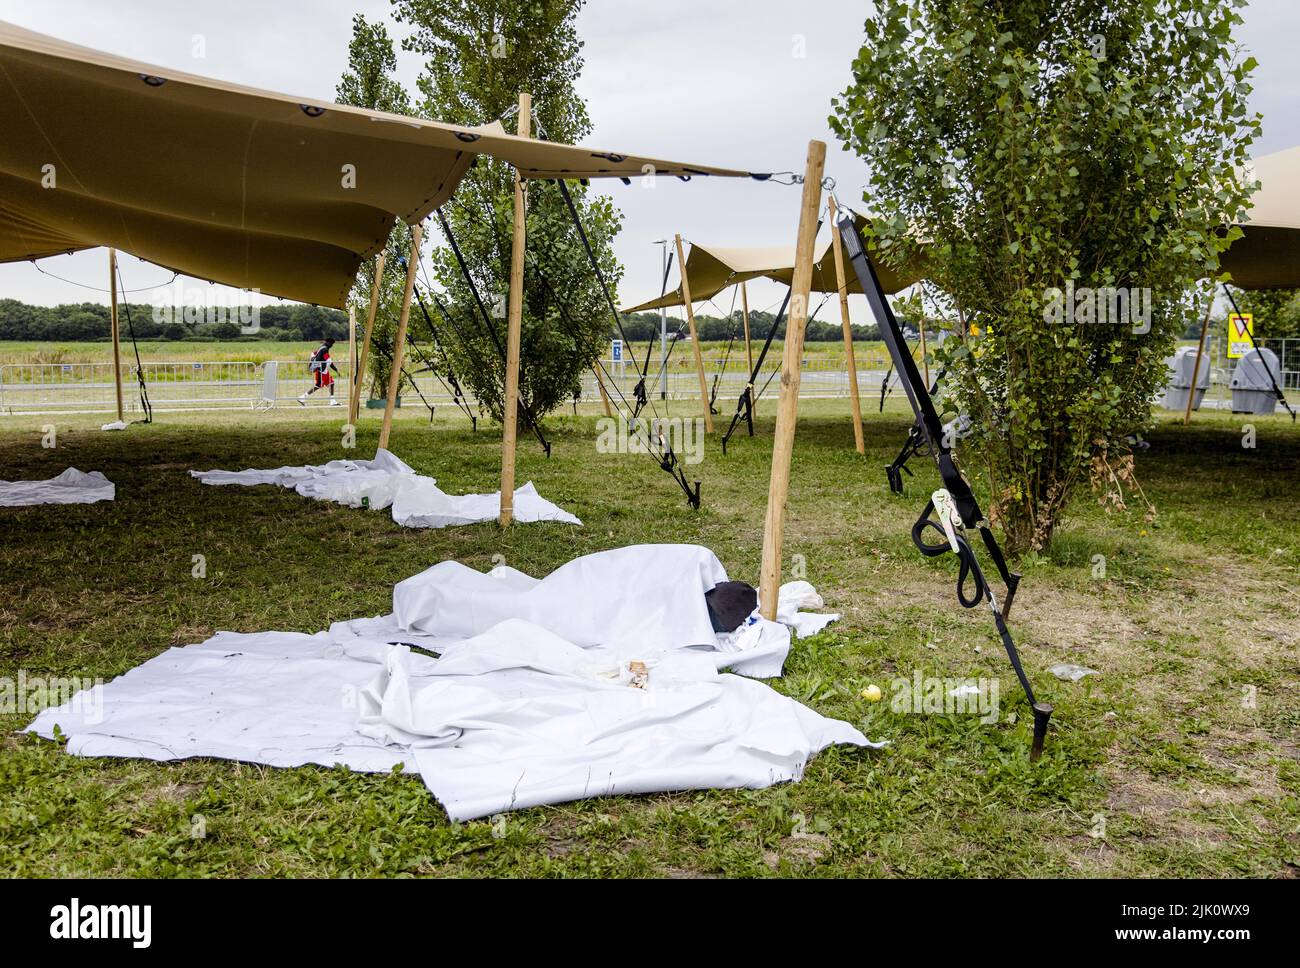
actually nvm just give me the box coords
[758,141,827,619]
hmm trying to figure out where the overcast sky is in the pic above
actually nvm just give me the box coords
[1,0,1296,324]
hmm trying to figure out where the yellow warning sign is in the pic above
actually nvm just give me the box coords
[1228,313,1253,359]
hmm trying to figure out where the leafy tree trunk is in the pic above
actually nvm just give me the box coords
[393,0,623,422]
[336,14,419,402]
[831,0,1259,554]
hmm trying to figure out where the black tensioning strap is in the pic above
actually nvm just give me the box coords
[527,259,701,509]
[720,287,793,453]
[114,266,152,424]
[633,248,675,413]
[1222,283,1296,422]
[835,207,1051,759]
[388,252,477,425]
[554,179,641,353]
[911,506,1036,705]
[415,256,498,389]
[885,366,946,494]
[543,179,702,507]
[367,328,438,421]
[750,294,830,404]
[706,288,740,413]
[429,212,551,455]
[410,287,477,429]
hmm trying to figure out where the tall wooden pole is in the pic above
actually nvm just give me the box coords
[108,248,124,423]
[347,304,357,419]
[593,366,613,417]
[352,251,386,424]
[499,92,531,526]
[758,140,826,620]
[378,226,421,452]
[828,198,864,454]
[1184,297,1213,426]
[741,281,755,419]
[918,317,930,387]
[675,234,714,433]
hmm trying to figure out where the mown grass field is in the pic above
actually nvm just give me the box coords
[1,397,1297,877]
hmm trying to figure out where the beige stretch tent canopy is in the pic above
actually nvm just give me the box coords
[1220,145,1300,290]
[623,214,921,312]
[0,20,758,308]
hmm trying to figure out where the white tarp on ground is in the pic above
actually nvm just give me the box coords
[27,545,881,820]
[189,448,581,529]
[0,468,115,507]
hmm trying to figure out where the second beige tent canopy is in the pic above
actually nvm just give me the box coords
[623,209,923,451]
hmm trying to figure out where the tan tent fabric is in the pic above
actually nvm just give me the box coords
[1220,146,1300,291]
[0,21,758,307]
[624,215,922,313]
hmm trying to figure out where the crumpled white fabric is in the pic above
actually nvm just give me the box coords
[776,580,841,639]
[0,468,115,506]
[391,545,833,679]
[27,544,878,820]
[189,448,580,529]
[356,623,873,821]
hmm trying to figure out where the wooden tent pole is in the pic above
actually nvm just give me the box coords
[499,92,531,526]
[593,366,613,417]
[741,280,755,419]
[353,251,385,424]
[828,198,864,454]
[347,304,357,419]
[675,234,714,433]
[108,248,124,423]
[1184,297,1213,426]
[918,316,930,387]
[378,227,421,452]
[759,140,826,620]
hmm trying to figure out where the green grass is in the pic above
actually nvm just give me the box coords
[1,399,1298,877]
[0,340,344,366]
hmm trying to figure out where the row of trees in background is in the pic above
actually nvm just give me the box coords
[0,299,347,342]
[11,291,1277,347]
[621,311,881,343]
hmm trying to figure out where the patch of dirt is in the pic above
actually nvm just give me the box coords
[170,625,214,645]
[763,831,832,869]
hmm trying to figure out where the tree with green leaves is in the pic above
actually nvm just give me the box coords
[831,0,1259,553]
[336,14,420,401]
[1233,288,1300,340]
[392,0,624,422]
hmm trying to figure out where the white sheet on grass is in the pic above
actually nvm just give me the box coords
[0,468,115,506]
[27,545,880,820]
[189,448,580,529]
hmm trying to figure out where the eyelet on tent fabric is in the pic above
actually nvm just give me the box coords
[454,131,481,143]
[299,104,326,118]
[138,74,166,87]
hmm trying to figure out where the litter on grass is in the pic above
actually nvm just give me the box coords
[0,468,115,507]
[190,448,580,529]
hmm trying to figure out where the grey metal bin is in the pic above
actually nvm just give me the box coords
[1230,346,1282,415]
[1160,346,1211,411]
